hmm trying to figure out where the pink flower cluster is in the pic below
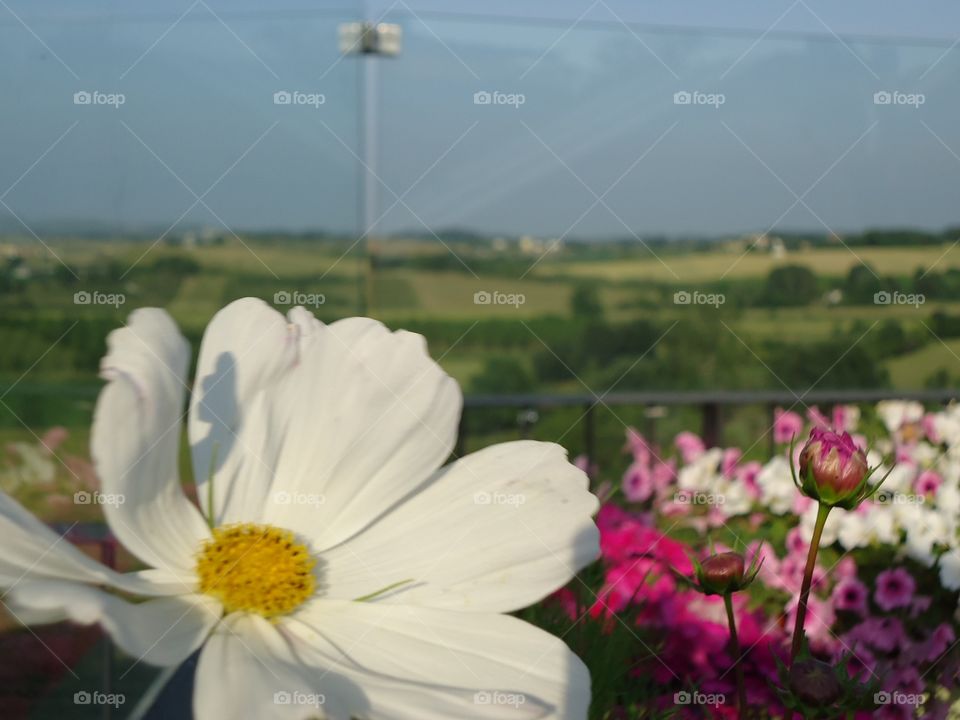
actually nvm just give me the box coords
[583,504,789,716]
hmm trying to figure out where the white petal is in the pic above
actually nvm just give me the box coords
[319,441,598,612]
[189,298,300,525]
[263,317,461,549]
[6,580,220,666]
[285,600,590,720]
[193,613,352,720]
[93,308,210,574]
[0,491,181,596]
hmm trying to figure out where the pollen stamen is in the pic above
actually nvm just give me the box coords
[196,523,316,619]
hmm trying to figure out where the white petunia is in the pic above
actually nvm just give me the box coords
[903,507,946,566]
[836,513,870,550]
[1,300,599,719]
[799,501,842,546]
[864,504,899,546]
[755,456,795,515]
[940,549,960,591]
[677,448,722,493]
[876,400,924,434]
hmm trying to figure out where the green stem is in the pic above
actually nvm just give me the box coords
[724,592,747,716]
[790,502,831,662]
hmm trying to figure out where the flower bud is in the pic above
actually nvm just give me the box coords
[788,658,842,706]
[795,428,874,509]
[698,552,745,594]
[685,548,765,596]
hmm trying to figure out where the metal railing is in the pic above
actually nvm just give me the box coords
[458,389,960,459]
[3,387,957,717]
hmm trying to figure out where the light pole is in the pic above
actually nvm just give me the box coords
[338,18,401,314]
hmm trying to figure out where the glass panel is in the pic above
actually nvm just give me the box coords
[0,8,360,714]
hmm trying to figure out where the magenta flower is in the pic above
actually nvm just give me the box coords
[794,427,878,509]
[831,577,868,616]
[848,616,906,653]
[773,408,803,444]
[834,642,876,681]
[875,567,916,611]
[922,623,955,662]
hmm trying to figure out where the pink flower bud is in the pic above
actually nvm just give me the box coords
[797,428,870,507]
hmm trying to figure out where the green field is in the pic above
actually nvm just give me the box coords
[534,243,960,282]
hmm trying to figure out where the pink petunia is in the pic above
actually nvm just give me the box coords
[922,413,941,444]
[773,408,803,444]
[834,556,858,580]
[39,426,69,454]
[786,594,836,651]
[915,469,942,497]
[832,576,869,616]
[806,406,831,430]
[835,641,876,681]
[849,616,907,653]
[832,405,858,433]
[785,526,808,558]
[721,447,742,479]
[675,431,705,463]
[623,460,655,503]
[922,622,955,663]
[875,568,916,611]
[738,461,763,499]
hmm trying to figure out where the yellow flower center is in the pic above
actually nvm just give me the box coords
[196,523,316,619]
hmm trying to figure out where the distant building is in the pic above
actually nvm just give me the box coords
[518,234,562,256]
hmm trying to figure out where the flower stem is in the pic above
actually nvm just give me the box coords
[723,592,746,715]
[790,502,831,662]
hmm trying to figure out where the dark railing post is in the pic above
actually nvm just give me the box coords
[768,402,777,456]
[702,402,721,448]
[584,403,596,465]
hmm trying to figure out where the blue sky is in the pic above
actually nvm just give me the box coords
[2,1,960,238]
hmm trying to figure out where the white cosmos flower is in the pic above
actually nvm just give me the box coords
[1,299,599,719]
